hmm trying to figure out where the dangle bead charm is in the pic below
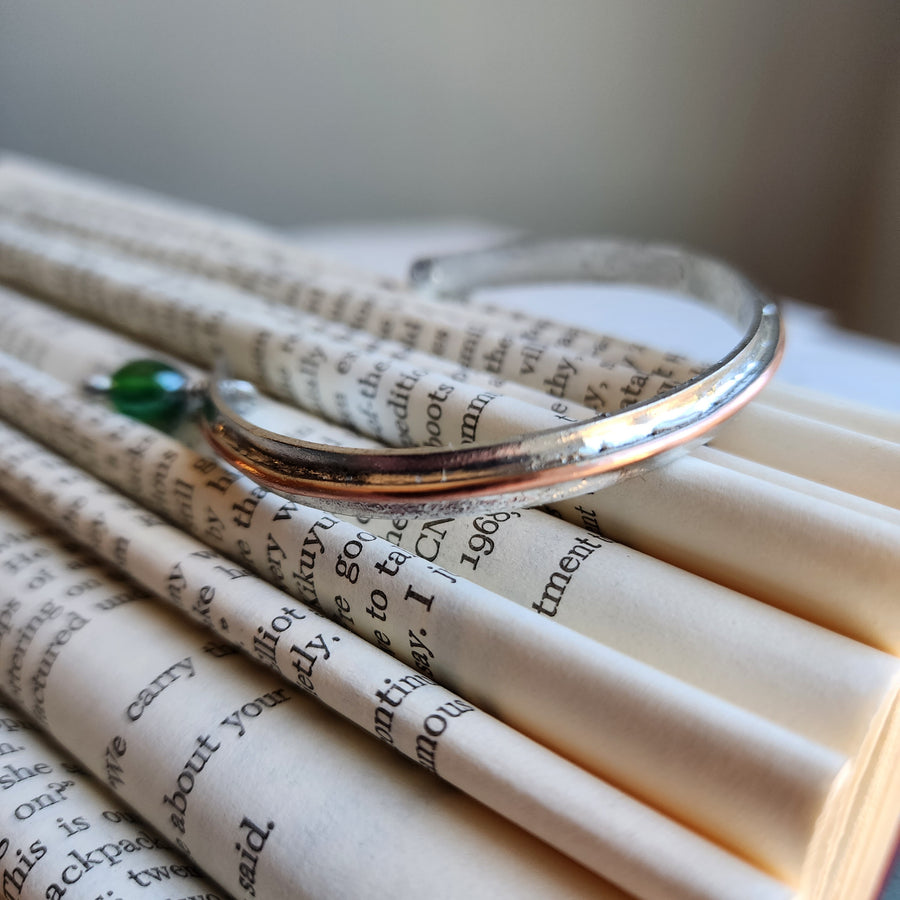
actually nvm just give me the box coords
[105,359,189,430]
[87,359,257,433]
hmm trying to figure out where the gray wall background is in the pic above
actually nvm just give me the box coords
[1,1,898,338]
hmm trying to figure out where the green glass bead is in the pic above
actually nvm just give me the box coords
[108,359,189,431]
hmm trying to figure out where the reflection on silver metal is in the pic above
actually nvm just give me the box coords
[201,238,784,517]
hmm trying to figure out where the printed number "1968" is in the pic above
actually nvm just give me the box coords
[458,511,521,570]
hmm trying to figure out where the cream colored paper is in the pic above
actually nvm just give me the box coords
[761,381,900,444]
[0,161,702,403]
[0,219,598,443]
[711,403,900,509]
[0,358,847,883]
[1,289,896,761]
[4,382,898,900]
[0,153,375,285]
[0,502,633,900]
[0,222,897,650]
[695,444,900,527]
[3,155,896,458]
[0,696,225,900]
[0,431,802,900]
[0,365,897,900]
[1,158,900,900]
[551,455,900,652]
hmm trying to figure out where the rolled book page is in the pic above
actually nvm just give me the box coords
[0,430,804,900]
[1,212,896,522]
[760,381,900,444]
[5,190,900,520]
[0,370,890,892]
[397,287,900,509]
[2,288,898,761]
[1,161,899,899]
[392,286,900,510]
[0,283,573,432]
[710,403,900,509]
[695,444,900,528]
[0,284,182,386]
[0,357,851,883]
[0,223,897,652]
[0,153,378,286]
[242,386,900,900]
[550,456,900,652]
[0,171,704,402]
[0,695,226,899]
[0,502,637,900]
[0,158,699,365]
[0,219,600,441]
[2,156,897,472]
[4,372,899,900]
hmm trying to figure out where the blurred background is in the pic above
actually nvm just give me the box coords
[1,1,898,340]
